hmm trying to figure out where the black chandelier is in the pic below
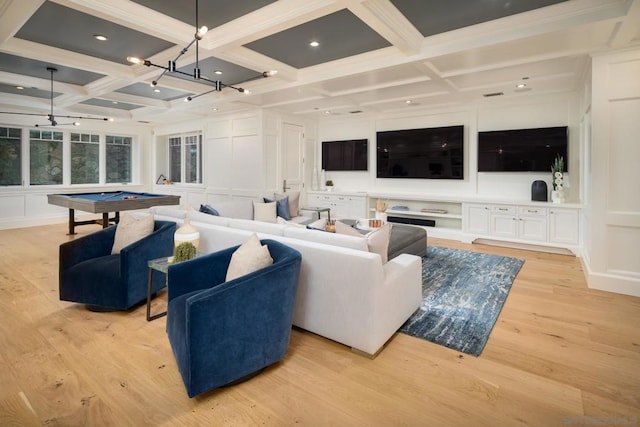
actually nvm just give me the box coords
[0,67,113,127]
[127,0,276,102]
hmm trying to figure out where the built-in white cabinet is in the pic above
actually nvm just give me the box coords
[549,208,579,244]
[306,191,368,219]
[463,202,579,250]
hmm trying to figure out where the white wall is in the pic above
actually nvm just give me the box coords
[317,93,577,202]
[584,47,640,297]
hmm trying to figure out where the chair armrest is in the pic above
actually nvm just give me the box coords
[59,226,116,270]
[166,245,236,302]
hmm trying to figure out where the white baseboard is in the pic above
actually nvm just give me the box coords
[580,256,640,297]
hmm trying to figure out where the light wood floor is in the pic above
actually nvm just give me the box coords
[1,223,638,426]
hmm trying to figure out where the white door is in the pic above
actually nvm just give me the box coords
[282,123,303,193]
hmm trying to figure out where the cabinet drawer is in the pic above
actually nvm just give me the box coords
[519,206,547,216]
[492,205,516,214]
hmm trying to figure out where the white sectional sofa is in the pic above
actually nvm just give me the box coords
[151,206,423,356]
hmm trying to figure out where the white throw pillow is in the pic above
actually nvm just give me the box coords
[335,221,392,263]
[225,233,273,281]
[253,201,277,223]
[111,213,154,254]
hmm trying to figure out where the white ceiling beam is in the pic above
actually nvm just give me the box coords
[0,0,44,44]
[344,0,423,55]
[609,0,640,47]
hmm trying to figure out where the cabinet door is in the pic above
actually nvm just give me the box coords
[517,206,548,242]
[346,196,367,218]
[491,205,517,238]
[549,208,579,244]
[464,204,490,234]
[518,216,547,241]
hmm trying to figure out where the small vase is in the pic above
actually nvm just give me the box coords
[174,217,200,249]
[551,190,565,204]
[375,211,387,223]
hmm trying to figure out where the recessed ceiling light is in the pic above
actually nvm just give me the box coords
[112,101,119,104]
[516,83,527,89]
[15,86,24,90]
[154,88,160,93]
[310,41,319,47]
[214,70,223,75]
[94,34,108,41]
[405,100,412,104]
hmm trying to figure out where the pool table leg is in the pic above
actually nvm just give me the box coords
[68,209,76,235]
[102,213,109,229]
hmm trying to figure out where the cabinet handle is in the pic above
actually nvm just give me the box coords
[527,209,538,213]
[498,208,508,211]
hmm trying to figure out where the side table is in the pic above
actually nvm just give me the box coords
[300,206,331,222]
[147,255,201,321]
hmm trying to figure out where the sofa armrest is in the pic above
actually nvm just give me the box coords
[59,226,116,271]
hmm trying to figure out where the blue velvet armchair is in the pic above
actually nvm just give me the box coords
[59,220,176,311]
[166,239,302,398]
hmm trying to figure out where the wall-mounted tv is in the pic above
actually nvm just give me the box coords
[376,125,464,179]
[478,126,568,172]
[322,139,368,171]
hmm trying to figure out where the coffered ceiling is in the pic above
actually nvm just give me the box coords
[0,0,638,126]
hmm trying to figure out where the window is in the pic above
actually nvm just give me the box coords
[30,129,63,185]
[0,127,21,186]
[169,137,181,183]
[71,132,100,184]
[106,135,132,183]
[185,134,202,184]
[168,133,202,184]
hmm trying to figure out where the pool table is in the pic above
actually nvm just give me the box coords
[48,191,180,234]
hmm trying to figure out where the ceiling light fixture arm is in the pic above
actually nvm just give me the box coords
[128,0,275,99]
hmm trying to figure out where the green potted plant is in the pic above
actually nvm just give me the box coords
[173,241,197,262]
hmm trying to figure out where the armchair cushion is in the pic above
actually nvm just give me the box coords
[225,233,273,281]
[111,213,154,254]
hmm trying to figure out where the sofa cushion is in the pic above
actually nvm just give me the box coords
[335,221,392,263]
[228,218,287,236]
[151,206,187,219]
[111,213,154,254]
[209,198,254,220]
[277,217,306,228]
[225,233,273,282]
[188,210,230,227]
[283,226,368,252]
[253,201,277,223]
[264,196,290,220]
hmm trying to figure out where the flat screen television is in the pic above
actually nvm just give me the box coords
[478,126,568,172]
[322,139,368,171]
[376,125,464,179]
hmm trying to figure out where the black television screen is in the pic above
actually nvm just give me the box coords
[322,139,368,171]
[376,125,464,179]
[478,126,568,172]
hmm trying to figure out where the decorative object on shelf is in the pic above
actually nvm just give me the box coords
[375,199,388,222]
[174,217,200,250]
[550,155,566,203]
[325,180,334,191]
[324,219,336,233]
[531,180,548,202]
[420,208,448,214]
[0,67,113,127]
[391,205,409,211]
[320,169,326,191]
[126,0,276,101]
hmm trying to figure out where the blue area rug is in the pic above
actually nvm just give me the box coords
[400,246,524,356]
